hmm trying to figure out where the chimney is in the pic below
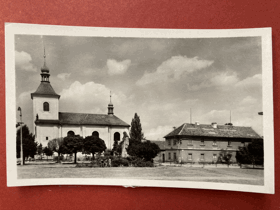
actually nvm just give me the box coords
[211,122,217,128]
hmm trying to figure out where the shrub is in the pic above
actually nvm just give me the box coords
[130,157,154,167]
[53,156,64,162]
[111,157,129,167]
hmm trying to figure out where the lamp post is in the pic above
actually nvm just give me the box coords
[18,107,23,165]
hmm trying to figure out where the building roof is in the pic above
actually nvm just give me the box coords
[149,140,166,150]
[164,123,262,139]
[59,112,130,127]
[31,82,60,99]
[35,112,130,127]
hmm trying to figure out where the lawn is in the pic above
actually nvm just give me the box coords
[17,164,264,185]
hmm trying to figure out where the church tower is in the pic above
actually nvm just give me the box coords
[31,47,60,135]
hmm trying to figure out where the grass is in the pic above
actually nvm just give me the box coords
[17,164,264,185]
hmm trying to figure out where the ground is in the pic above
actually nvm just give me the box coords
[17,164,264,185]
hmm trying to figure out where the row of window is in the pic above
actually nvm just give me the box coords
[167,152,218,161]
[167,139,245,147]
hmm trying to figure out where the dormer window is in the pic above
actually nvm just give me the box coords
[43,102,49,111]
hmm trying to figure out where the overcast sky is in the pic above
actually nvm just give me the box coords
[15,34,263,140]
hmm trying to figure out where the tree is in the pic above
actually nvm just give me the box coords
[62,135,84,163]
[127,140,161,162]
[47,138,65,163]
[43,146,53,161]
[236,139,264,168]
[112,140,120,155]
[218,149,232,167]
[37,143,43,159]
[83,136,107,160]
[16,125,37,164]
[129,113,144,142]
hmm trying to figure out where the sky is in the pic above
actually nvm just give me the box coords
[15,34,263,140]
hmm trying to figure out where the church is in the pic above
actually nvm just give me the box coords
[30,50,130,149]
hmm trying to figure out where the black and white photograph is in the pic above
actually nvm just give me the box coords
[5,23,274,194]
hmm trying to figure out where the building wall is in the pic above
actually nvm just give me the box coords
[162,136,250,163]
[36,124,59,147]
[37,123,129,149]
[32,96,59,122]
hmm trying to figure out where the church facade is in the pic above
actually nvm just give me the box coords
[30,51,130,149]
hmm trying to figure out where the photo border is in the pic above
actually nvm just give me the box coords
[5,23,274,194]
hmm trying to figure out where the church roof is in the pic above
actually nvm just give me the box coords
[58,112,130,127]
[164,123,262,139]
[31,82,60,99]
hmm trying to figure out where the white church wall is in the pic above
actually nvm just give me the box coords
[61,125,82,137]
[110,127,130,142]
[37,124,59,147]
[33,96,59,121]
[83,125,110,148]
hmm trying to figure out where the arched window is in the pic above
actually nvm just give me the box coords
[43,102,49,111]
[67,131,75,137]
[114,132,120,141]
[92,131,99,138]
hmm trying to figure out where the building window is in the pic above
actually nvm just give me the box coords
[173,153,177,160]
[228,140,232,146]
[188,153,192,161]
[114,132,120,141]
[92,131,99,138]
[241,141,245,147]
[201,139,205,145]
[213,140,217,146]
[46,136,48,140]
[43,102,49,111]
[67,131,75,137]
[168,153,171,160]
[213,154,217,162]
[200,153,205,161]
[173,139,176,146]
[168,139,171,146]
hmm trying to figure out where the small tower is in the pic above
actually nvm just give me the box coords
[108,91,114,115]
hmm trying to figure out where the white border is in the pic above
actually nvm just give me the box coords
[5,23,274,194]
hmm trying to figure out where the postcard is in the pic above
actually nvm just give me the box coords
[5,23,274,194]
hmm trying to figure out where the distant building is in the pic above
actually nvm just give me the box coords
[162,122,262,163]
[149,141,166,162]
[30,49,129,149]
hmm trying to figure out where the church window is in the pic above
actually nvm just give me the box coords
[46,136,48,140]
[92,131,99,138]
[114,132,120,141]
[43,102,49,111]
[67,131,75,137]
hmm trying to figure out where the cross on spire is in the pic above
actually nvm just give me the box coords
[43,46,46,67]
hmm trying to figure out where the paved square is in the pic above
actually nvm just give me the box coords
[17,164,264,185]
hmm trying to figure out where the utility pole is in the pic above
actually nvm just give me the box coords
[18,107,23,165]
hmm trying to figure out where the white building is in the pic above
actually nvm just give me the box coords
[30,50,130,149]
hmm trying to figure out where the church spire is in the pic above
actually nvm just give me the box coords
[40,45,50,82]
[108,91,114,115]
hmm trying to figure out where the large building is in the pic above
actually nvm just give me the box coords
[162,122,262,163]
[30,50,130,149]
